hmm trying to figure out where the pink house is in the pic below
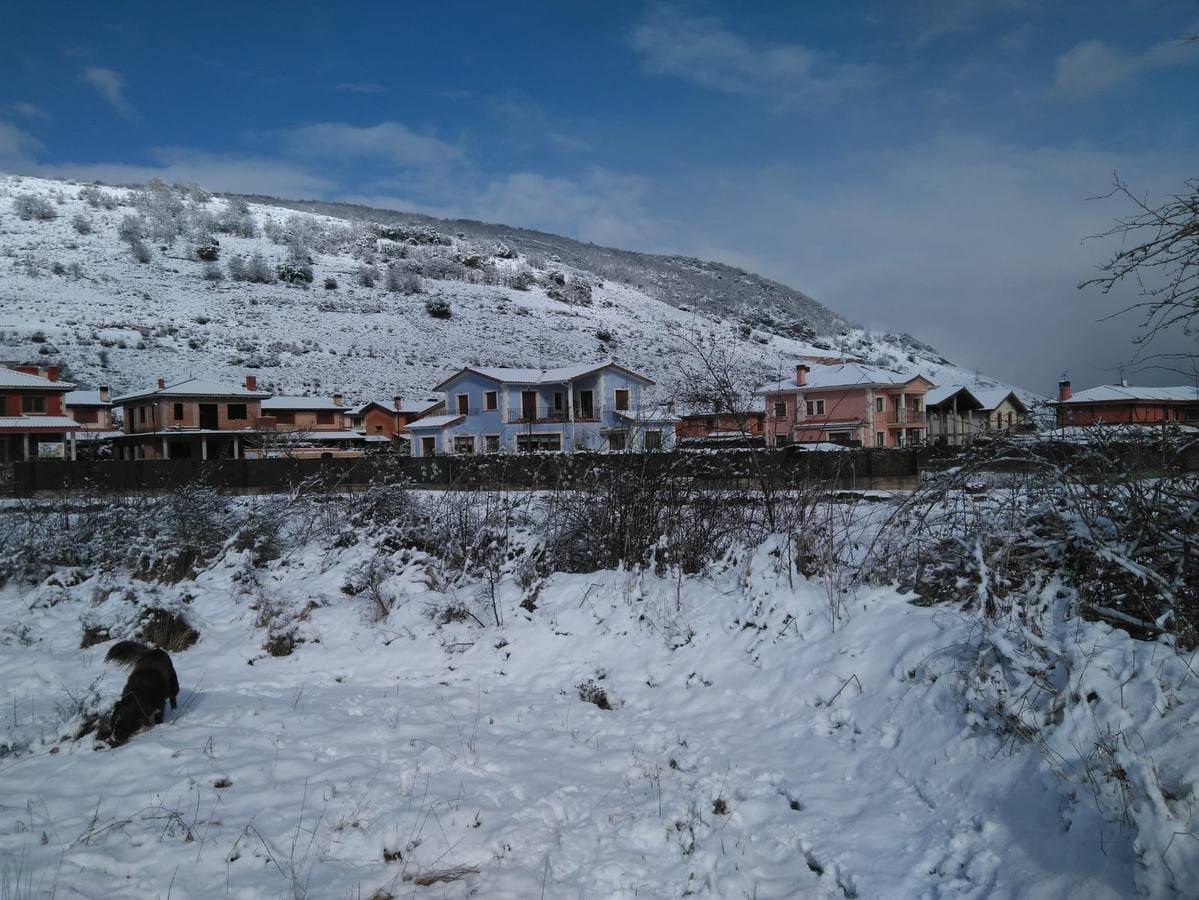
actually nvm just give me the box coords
[760,362,934,448]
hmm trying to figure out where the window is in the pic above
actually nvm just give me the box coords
[578,390,594,418]
[875,397,884,412]
[456,394,470,415]
[74,408,97,424]
[909,398,921,413]
[615,389,629,411]
[553,392,565,412]
[805,399,826,416]
[484,434,500,453]
[484,391,497,411]
[607,432,626,451]
[275,411,295,425]
[516,433,562,452]
[644,430,663,450]
[421,437,436,456]
[772,400,787,418]
[316,412,334,426]
[876,432,885,447]
[453,435,476,455]
[227,403,247,421]
[173,402,184,421]
[22,395,45,414]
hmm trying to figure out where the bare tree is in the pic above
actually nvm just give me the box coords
[1082,174,1199,352]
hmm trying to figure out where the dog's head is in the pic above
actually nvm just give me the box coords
[99,695,148,747]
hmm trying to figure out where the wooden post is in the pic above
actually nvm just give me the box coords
[70,432,77,461]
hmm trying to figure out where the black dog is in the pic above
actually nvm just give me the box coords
[99,640,180,746]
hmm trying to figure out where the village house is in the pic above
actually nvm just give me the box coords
[0,364,80,462]
[251,394,366,458]
[348,397,443,444]
[760,362,934,448]
[113,375,270,460]
[64,386,118,458]
[925,385,1032,446]
[408,361,675,456]
[675,409,765,447]
[1051,380,1199,427]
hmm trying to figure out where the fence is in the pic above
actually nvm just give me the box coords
[8,448,922,496]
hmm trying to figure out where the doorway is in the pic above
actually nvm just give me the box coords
[199,404,218,430]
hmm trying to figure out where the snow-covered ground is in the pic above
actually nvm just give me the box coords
[0,174,1041,409]
[1,490,1191,899]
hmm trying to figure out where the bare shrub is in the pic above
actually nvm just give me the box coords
[13,193,57,221]
[71,213,93,234]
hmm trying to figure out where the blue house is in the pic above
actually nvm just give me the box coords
[408,362,677,456]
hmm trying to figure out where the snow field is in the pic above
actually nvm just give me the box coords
[0,521,1163,899]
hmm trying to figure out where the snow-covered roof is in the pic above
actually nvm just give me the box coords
[0,368,74,390]
[757,363,932,395]
[64,390,111,407]
[1058,384,1199,405]
[971,387,1028,412]
[0,416,80,430]
[350,399,441,415]
[262,396,344,412]
[405,414,465,430]
[434,361,653,390]
[113,377,271,403]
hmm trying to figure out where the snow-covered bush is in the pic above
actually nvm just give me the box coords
[244,253,276,284]
[357,264,378,287]
[78,184,118,209]
[385,266,420,295]
[13,193,57,221]
[277,260,313,285]
[215,198,257,237]
[71,213,93,235]
[129,238,152,264]
[424,297,452,319]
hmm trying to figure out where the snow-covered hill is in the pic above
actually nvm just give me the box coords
[0,174,1037,407]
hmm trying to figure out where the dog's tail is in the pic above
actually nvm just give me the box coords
[104,640,152,667]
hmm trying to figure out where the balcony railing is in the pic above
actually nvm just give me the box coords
[887,409,924,425]
[507,406,600,424]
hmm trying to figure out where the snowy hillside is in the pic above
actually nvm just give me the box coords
[0,174,1035,407]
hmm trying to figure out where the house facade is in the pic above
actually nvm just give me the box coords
[252,394,367,458]
[65,387,115,432]
[925,385,1032,446]
[349,397,443,443]
[113,375,270,460]
[676,410,765,440]
[409,362,675,456]
[760,363,933,448]
[0,364,80,462]
[1051,380,1199,427]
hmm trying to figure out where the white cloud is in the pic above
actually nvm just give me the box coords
[630,8,877,106]
[36,147,334,197]
[0,120,43,170]
[908,0,1033,45]
[80,66,135,118]
[1052,36,1198,99]
[278,121,462,167]
[9,102,50,120]
[335,82,388,94]
[657,136,1195,392]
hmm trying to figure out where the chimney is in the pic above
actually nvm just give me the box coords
[1058,380,1071,402]
[796,364,810,387]
[46,365,59,382]
[99,386,110,403]
[393,396,403,412]
[333,392,343,407]
[245,375,257,392]
[157,377,166,390]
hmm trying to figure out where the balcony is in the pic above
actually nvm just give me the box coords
[886,409,925,426]
[508,406,600,424]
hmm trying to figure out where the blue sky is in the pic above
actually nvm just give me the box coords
[2,1,1197,392]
